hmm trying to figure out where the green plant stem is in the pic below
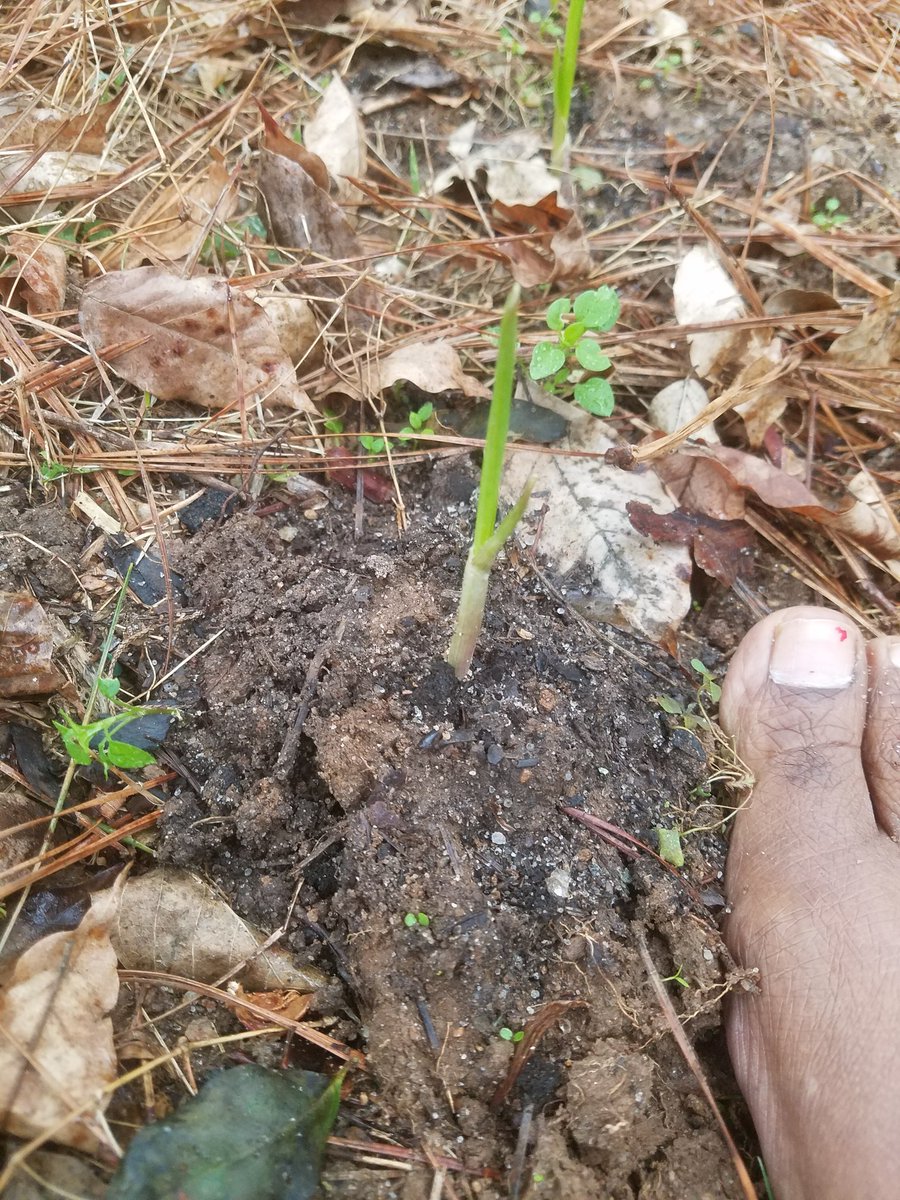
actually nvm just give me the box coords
[550,0,586,173]
[447,552,491,682]
[472,285,520,548]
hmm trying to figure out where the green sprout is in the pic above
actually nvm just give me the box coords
[498,1027,525,1043]
[656,826,685,867]
[550,0,586,172]
[403,911,430,928]
[811,196,850,231]
[54,678,174,778]
[655,658,721,731]
[529,287,620,416]
[359,401,435,456]
[447,286,532,680]
[661,964,690,988]
[690,657,722,705]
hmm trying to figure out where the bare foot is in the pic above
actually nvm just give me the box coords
[721,606,900,1200]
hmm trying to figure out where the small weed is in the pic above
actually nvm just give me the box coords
[54,683,175,777]
[529,287,620,416]
[661,964,690,988]
[811,196,850,231]
[38,452,99,484]
[403,911,431,928]
[656,826,685,867]
[528,9,564,40]
[200,213,268,265]
[358,401,435,456]
[498,1026,524,1043]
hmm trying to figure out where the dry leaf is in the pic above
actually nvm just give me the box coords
[257,104,375,324]
[97,156,237,269]
[256,294,321,367]
[0,593,64,698]
[672,246,785,444]
[501,408,691,639]
[0,152,125,206]
[827,284,900,367]
[304,76,366,202]
[0,791,47,885]
[0,94,117,155]
[111,868,328,993]
[0,880,121,1153]
[626,502,754,586]
[4,233,66,316]
[647,378,719,444]
[228,983,313,1031]
[367,340,488,399]
[79,266,314,412]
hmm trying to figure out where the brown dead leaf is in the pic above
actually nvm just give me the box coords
[304,76,366,202]
[79,266,314,412]
[0,879,121,1153]
[626,501,755,586]
[3,233,66,317]
[97,156,237,269]
[661,445,900,564]
[0,792,47,887]
[827,284,900,367]
[0,94,117,155]
[228,983,313,1031]
[257,103,375,324]
[110,868,327,993]
[0,593,64,698]
[367,340,488,400]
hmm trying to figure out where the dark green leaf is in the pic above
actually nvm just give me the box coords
[529,342,566,380]
[545,297,570,331]
[107,1065,342,1200]
[574,376,614,416]
[574,340,611,372]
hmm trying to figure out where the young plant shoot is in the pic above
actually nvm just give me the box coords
[550,0,586,172]
[447,286,532,680]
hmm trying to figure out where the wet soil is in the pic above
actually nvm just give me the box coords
[149,458,757,1199]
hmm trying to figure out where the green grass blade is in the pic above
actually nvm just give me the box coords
[472,284,520,551]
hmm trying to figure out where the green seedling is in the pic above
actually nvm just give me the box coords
[661,964,689,988]
[811,196,849,231]
[498,1027,524,1043]
[38,452,99,484]
[201,212,268,265]
[529,287,620,416]
[359,401,435,456]
[403,911,431,928]
[690,657,722,705]
[656,658,721,731]
[447,286,532,679]
[550,0,586,171]
[656,825,685,867]
[54,683,173,777]
[528,9,564,39]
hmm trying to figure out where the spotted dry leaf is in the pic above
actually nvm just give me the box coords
[79,266,314,411]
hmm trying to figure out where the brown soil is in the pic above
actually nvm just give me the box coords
[149,459,757,1199]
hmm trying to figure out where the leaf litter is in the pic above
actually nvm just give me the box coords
[0,1,898,1196]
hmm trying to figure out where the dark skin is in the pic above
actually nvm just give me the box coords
[721,606,900,1200]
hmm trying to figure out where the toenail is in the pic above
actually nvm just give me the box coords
[890,641,900,670]
[769,616,856,688]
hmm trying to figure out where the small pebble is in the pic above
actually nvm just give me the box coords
[491,831,507,846]
[486,744,504,765]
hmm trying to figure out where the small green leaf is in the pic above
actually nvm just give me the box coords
[106,1065,341,1200]
[529,342,566,380]
[657,695,684,715]
[574,340,612,372]
[574,376,614,416]
[657,827,684,868]
[824,196,840,213]
[97,676,120,700]
[559,320,586,349]
[59,731,92,766]
[545,297,570,331]
[512,1030,524,1043]
[416,912,430,927]
[498,1027,514,1041]
[359,435,385,454]
[573,286,620,332]
[403,913,418,928]
[104,740,155,770]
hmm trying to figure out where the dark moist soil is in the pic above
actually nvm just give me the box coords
[153,458,757,1200]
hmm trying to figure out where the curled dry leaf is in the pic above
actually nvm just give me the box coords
[304,75,366,202]
[501,410,691,640]
[0,592,64,698]
[0,878,122,1153]
[626,501,755,587]
[827,283,900,367]
[367,340,488,400]
[79,266,314,412]
[110,867,328,994]
[256,294,321,368]
[257,103,375,325]
[0,152,126,207]
[97,156,238,269]
[672,245,785,445]
[3,233,66,317]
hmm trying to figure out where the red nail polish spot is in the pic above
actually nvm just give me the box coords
[836,626,848,642]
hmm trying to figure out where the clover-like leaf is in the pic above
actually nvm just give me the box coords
[573,286,620,332]
[559,320,586,349]
[529,341,567,380]
[545,297,570,331]
[574,340,612,372]
[574,376,614,416]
